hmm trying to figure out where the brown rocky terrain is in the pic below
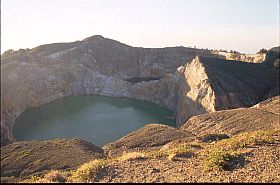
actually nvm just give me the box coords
[1,36,279,183]
[1,36,279,144]
[14,128,280,183]
[1,139,104,183]
[1,97,279,183]
[96,142,280,183]
[103,96,279,154]
[103,124,197,157]
[180,96,280,137]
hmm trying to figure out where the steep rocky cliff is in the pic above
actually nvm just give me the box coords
[1,35,279,144]
[0,36,215,143]
[174,56,279,126]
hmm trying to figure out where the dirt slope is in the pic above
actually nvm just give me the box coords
[1,139,104,180]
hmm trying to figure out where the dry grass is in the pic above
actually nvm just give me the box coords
[19,170,67,183]
[203,130,276,171]
[117,151,147,161]
[211,130,275,152]
[68,159,108,183]
[18,129,279,182]
[203,149,231,171]
[144,142,200,160]
[165,144,194,160]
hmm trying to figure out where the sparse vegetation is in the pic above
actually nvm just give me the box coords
[12,129,280,183]
[213,130,275,151]
[145,142,200,160]
[20,170,68,183]
[117,151,147,161]
[2,48,31,58]
[165,144,194,160]
[202,130,276,171]
[16,150,31,160]
[42,170,67,183]
[201,133,229,143]
[20,175,42,183]
[204,149,231,170]
[69,159,108,183]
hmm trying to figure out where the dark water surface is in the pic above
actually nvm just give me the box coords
[14,96,176,146]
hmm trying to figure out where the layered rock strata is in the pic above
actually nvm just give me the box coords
[1,36,279,144]
[1,36,216,144]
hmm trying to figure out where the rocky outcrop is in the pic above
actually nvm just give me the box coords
[180,96,280,136]
[212,51,266,63]
[263,46,280,68]
[1,35,279,143]
[103,124,196,157]
[174,56,279,126]
[1,139,104,178]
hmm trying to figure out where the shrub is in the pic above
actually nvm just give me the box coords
[19,170,68,183]
[203,130,275,171]
[144,150,165,159]
[165,144,194,160]
[213,130,275,151]
[204,149,230,171]
[69,159,108,183]
[19,175,42,183]
[42,170,67,183]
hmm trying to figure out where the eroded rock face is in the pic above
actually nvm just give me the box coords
[1,36,279,143]
[1,36,216,143]
[263,46,280,68]
[180,96,280,136]
[173,56,279,126]
[212,51,266,63]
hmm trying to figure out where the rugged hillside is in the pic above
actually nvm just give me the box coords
[104,96,279,154]
[211,51,266,63]
[180,96,280,136]
[0,36,215,144]
[103,124,197,157]
[1,139,104,182]
[1,95,279,183]
[263,46,280,68]
[1,36,279,144]
[174,56,278,125]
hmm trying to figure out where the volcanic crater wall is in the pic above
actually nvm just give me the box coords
[1,36,279,145]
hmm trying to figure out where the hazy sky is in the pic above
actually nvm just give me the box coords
[1,0,279,54]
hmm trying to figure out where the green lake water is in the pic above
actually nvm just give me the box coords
[13,96,176,147]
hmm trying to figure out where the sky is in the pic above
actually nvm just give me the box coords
[1,0,279,54]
